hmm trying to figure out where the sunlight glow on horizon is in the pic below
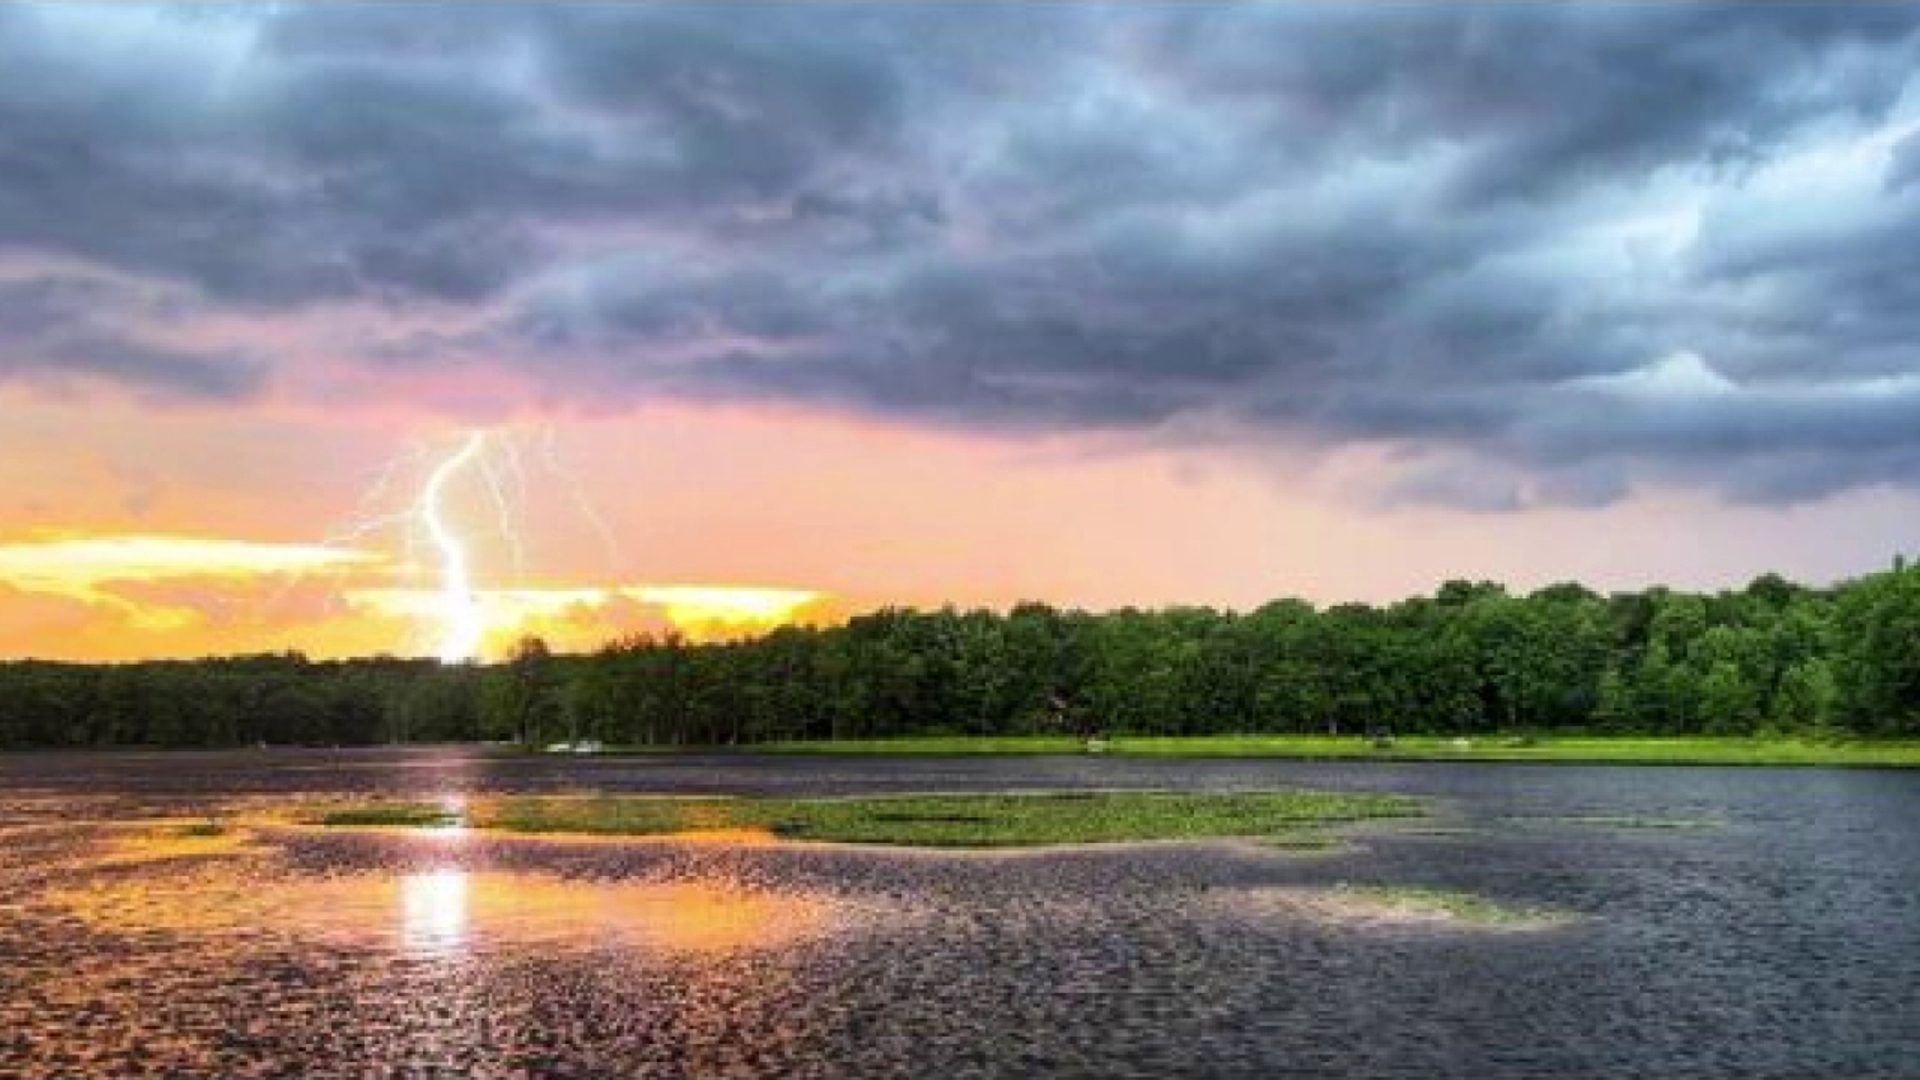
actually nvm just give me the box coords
[348,583,831,658]
[0,533,381,582]
[0,533,380,632]
[0,527,832,661]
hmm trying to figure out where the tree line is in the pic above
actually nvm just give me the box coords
[3,561,1919,748]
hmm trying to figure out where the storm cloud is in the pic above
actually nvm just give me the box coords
[3,2,1920,505]
[0,275,264,400]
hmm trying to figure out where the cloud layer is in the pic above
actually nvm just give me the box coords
[4,3,1920,507]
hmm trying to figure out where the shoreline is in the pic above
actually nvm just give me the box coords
[747,734,1920,769]
[8,734,1920,769]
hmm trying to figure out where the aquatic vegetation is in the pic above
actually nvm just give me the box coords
[1257,833,1352,853]
[311,790,1421,848]
[88,822,265,867]
[317,806,463,829]
[1200,884,1574,932]
[1331,885,1573,927]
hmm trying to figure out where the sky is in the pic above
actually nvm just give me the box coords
[4,2,1920,661]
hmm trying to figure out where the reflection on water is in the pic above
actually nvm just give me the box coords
[388,870,844,955]
[12,827,860,1078]
[400,869,469,953]
[46,843,849,959]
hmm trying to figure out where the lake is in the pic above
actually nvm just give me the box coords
[3,748,1918,1078]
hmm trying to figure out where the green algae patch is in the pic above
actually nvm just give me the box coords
[1334,884,1573,927]
[310,789,1420,849]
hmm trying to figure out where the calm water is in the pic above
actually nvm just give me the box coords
[3,749,1918,1078]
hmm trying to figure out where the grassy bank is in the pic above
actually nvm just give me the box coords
[752,734,1920,767]
[312,789,1419,848]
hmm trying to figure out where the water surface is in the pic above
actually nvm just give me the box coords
[3,748,1917,1078]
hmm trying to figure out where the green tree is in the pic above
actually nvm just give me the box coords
[484,636,561,745]
[1698,660,1759,735]
[1771,658,1839,734]
[1836,568,1920,734]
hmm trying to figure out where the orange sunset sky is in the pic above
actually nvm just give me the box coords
[5,5,1920,661]
[7,381,1917,662]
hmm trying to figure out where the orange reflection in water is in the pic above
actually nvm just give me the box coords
[391,869,839,955]
[52,864,843,958]
[25,837,862,1078]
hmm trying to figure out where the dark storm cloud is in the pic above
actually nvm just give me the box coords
[0,277,263,400]
[0,4,912,306]
[3,3,1920,505]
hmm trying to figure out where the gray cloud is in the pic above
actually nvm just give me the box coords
[0,276,264,400]
[2,3,1919,505]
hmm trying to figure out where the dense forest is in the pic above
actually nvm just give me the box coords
[4,562,1919,748]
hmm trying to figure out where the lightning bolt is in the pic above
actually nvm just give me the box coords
[285,425,624,662]
[419,431,486,663]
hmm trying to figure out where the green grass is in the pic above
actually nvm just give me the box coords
[316,805,462,829]
[760,736,1092,756]
[753,734,1920,767]
[1259,833,1351,852]
[311,789,1420,848]
[1336,884,1569,926]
